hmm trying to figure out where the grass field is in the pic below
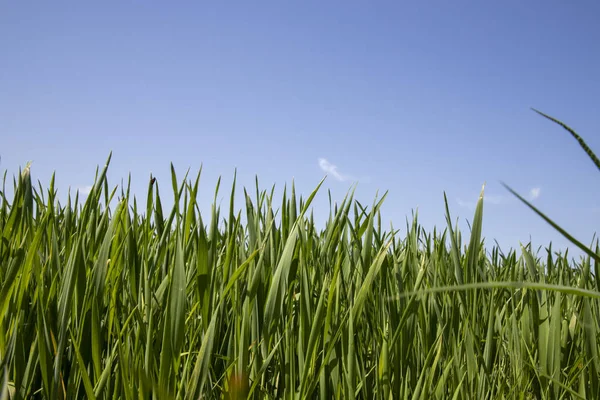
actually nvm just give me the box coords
[1,111,599,399]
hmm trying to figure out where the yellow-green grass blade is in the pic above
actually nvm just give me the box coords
[69,329,97,400]
[346,303,356,397]
[351,239,393,321]
[298,275,328,397]
[466,184,485,283]
[187,302,221,399]
[582,297,599,398]
[263,178,325,335]
[158,235,187,395]
[54,237,84,392]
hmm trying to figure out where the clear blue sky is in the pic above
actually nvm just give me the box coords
[2,1,599,257]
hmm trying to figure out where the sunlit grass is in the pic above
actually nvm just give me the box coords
[0,110,598,399]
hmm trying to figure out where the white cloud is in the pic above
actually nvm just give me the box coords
[78,185,94,196]
[528,187,541,201]
[318,158,351,182]
[483,195,505,205]
[458,186,542,209]
[457,194,506,209]
[456,198,476,209]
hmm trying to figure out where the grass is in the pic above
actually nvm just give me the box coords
[0,110,598,399]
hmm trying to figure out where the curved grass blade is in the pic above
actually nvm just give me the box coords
[502,183,600,263]
[531,108,600,171]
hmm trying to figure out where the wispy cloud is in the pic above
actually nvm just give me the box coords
[456,196,506,208]
[456,198,476,209]
[456,194,507,209]
[78,185,94,196]
[457,186,541,209]
[318,158,352,182]
[528,187,541,201]
[483,195,505,205]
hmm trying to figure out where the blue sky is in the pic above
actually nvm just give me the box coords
[2,1,599,257]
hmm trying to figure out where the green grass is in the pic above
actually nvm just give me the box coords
[0,111,599,399]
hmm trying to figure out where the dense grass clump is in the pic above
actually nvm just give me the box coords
[1,112,599,399]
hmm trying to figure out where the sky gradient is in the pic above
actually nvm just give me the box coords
[2,1,599,257]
